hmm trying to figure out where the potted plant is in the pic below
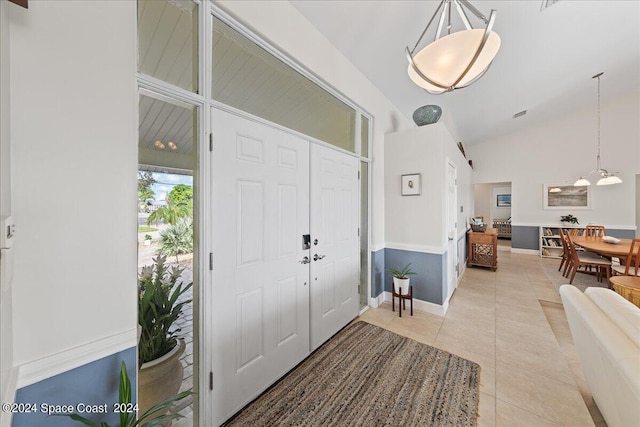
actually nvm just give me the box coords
[138,256,192,420]
[144,234,153,246]
[387,263,416,295]
[560,214,579,225]
[62,361,191,427]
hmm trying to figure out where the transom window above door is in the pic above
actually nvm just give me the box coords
[212,16,357,154]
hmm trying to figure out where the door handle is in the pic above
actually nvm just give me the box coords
[299,256,310,264]
[448,237,454,241]
[313,254,326,261]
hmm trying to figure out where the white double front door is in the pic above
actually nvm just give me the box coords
[210,108,359,425]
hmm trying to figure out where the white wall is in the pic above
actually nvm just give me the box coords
[385,125,445,250]
[468,92,639,229]
[385,123,472,250]
[216,1,413,251]
[0,0,15,418]
[474,184,491,222]
[491,185,511,223]
[443,129,473,239]
[9,0,138,376]
[0,0,9,218]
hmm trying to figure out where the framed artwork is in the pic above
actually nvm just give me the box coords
[543,184,591,209]
[496,194,511,207]
[401,173,421,196]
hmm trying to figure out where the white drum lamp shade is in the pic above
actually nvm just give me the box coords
[408,29,501,94]
[406,0,501,94]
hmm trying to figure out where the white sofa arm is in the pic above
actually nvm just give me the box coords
[560,285,640,427]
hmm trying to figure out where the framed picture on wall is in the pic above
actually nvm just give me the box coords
[543,184,591,209]
[401,173,421,196]
[496,194,511,207]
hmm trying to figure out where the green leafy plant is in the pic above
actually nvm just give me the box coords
[147,203,190,226]
[62,361,191,427]
[386,263,416,279]
[144,234,153,241]
[138,256,193,366]
[167,184,193,210]
[146,184,193,226]
[138,171,156,212]
[158,217,193,263]
[560,214,579,224]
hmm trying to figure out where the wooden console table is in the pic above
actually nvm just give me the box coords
[468,228,498,271]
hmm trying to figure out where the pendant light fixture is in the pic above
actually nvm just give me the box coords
[574,72,622,186]
[406,0,501,94]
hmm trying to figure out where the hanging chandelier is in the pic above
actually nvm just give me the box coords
[574,72,622,186]
[406,0,501,94]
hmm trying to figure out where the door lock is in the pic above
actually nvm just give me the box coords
[313,254,326,261]
[302,234,311,250]
[299,256,310,264]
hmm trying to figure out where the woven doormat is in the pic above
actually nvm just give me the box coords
[225,321,480,426]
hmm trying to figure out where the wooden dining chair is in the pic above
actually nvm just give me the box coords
[585,224,606,237]
[558,228,572,277]
[566,233,612,284]
[611,238,640,276]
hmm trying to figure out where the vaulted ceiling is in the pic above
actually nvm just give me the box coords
[291,0,640,146]
[137,0,639,158]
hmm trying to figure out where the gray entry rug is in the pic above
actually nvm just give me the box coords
[224,321,480,427]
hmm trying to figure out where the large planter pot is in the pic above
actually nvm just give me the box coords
[393,277,411,295]
[138,339,185,419]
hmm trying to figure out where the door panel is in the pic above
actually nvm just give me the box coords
[211,108,310,424]
[446,162,457,297]
[310,144,360,350]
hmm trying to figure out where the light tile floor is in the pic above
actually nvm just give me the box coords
[358,250,606,427]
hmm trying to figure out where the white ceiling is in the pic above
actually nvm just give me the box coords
[291,0,640,146]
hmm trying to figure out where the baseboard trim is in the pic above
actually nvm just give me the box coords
[369,293,385,308]
[511,248,539,256]
[0,366,18,427]
[381,291,445,317]
[16,328,137,389]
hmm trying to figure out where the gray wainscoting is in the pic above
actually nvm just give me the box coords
[512,226,540,250]
[606,228,636,239]
[513,225,636,251]
[12,347,136,427]
[384,248,444,305]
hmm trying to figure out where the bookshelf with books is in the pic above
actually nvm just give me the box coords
[539,226,585,258]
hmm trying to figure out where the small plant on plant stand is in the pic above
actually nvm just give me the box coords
[386,263,416,295]
[143,234,152,246]
[560,214,579,225]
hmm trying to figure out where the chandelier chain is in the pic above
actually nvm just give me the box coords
[597,72,601,170]
[574,71,621,186]
[410,0,446,54]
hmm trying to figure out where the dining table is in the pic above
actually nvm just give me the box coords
[570,235,633,258]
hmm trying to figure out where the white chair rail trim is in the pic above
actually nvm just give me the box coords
[16,327,137,389]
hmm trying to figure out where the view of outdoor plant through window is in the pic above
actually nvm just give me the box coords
[137,169,196,421]
[138,171,194,266]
